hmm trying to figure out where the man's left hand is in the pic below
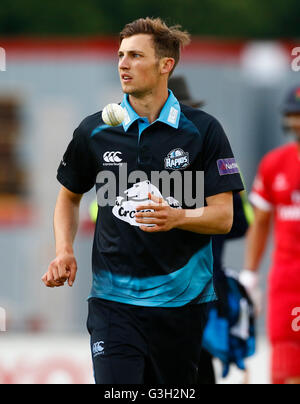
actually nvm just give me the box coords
[135,193,183,233]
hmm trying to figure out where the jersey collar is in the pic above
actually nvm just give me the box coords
[121,90,181,134]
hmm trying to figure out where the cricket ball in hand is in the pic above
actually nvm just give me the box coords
[102,103,125,126]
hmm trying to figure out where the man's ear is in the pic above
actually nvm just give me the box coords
[160,57,175,75]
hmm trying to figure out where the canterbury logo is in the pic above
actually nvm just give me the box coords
[103,151,122,164]
[92,341,105,357]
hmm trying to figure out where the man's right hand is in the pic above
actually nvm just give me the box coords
[239,269,262,315]
[42,252,77,288]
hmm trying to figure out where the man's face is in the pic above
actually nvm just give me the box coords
[118,34,161,97]
[284,113,300,141]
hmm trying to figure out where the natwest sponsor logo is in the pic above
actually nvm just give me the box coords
[217,158,239,176]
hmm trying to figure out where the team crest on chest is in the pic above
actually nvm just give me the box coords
[164,148,190,170]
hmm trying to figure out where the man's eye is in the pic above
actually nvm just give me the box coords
[133,54,140,58]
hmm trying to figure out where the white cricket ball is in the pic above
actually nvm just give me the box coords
[102,103,125,127]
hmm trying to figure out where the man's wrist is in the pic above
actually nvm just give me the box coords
[174,208,186,228]
[56,245,74,256]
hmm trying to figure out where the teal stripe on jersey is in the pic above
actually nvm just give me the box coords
[88,242,217,307]
[90,124,120,137]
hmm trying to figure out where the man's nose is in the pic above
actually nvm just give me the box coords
[119,55,130,69]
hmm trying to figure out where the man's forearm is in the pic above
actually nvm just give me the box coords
[176,204,233,235]
[54,189,82,255]
[243,215,272,272]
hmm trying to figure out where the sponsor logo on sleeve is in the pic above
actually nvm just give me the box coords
[217,158,240,176]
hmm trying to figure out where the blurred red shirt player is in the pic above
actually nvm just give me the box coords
[241,86,300,384]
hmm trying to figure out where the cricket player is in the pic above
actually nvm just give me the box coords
[241,86,300,384]
[42,17,244,384]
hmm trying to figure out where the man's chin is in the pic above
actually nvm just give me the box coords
[122,88,135,96]
[122,88,145,98]
[121,83,136,95]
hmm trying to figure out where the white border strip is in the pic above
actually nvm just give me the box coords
[249,192,273,211]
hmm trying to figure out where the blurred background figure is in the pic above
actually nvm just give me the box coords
[168,76,205,109]
[241,86,300,384]
[0,0,299,384]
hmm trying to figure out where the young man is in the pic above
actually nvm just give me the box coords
[42,18,244,384]
[241,86,300,384]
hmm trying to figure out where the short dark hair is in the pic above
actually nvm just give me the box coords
[120,17,191,75]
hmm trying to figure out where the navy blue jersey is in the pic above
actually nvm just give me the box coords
[212,192,250,280]
[57,91,244,307]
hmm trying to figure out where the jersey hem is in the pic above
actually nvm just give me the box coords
[87,292,217,307]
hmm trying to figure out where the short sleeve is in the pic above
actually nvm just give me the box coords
[202,118,244,198]
[249,157,274,211]
[57,124,97,194]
